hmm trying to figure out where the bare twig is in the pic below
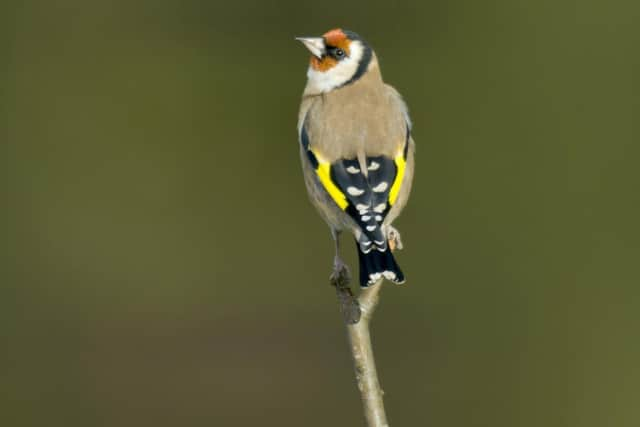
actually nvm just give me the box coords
[347,284,388,426]
[332,271,388,426]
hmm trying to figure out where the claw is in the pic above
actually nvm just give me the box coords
[330,258,351,288]
[329,258,361,324]
[387,225,403,251]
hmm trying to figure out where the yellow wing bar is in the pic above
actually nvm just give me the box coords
[316,161,349,210]
[388,153,406,206]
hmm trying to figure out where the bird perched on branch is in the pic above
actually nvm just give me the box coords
[296,28,415,287]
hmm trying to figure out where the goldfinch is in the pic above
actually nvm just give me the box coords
[296,28,415,287]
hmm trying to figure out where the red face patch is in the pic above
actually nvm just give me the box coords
[309,28,353,72]
[310,55,337,71]
[323,28,346,45]
[323,28,352,53]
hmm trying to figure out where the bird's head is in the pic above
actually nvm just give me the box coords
[296,28,375,94]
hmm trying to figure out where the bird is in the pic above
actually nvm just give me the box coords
[296,28,415,288]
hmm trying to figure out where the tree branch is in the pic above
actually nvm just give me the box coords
[333,272,389,426]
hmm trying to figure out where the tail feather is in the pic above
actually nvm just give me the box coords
[356,241,405,287]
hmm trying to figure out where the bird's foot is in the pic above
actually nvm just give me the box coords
[387,225,404,251]
[330,257,351,288]
[330,258,361,324]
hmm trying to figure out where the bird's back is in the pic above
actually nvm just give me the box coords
[300,72,409,164]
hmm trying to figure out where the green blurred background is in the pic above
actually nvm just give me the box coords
[2,0,639,425]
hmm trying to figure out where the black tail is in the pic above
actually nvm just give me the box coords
[356,242,405,287]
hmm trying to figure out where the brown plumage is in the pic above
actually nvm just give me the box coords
[296,29,415,287]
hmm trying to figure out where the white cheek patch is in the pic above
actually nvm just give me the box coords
[306,42,365,93]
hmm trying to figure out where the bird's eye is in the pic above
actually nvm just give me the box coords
[335,48,345,58]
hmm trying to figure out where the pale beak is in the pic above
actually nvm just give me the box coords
[295,37,325,59]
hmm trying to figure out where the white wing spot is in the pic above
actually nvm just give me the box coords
[356,203,369,212]
[374,240,385,245]
[366,225,377,232]
[347,186,365,196]
[368,161,380,171]
[373,203,386,213]
[361,215,371,221]
[375,215,382,221]
[346,166,360,174]
[373,182,388,193]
